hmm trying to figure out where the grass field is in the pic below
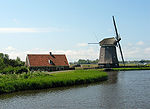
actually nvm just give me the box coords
[74,63,150,70]
[0,69,107,94]
[112,67,150,71]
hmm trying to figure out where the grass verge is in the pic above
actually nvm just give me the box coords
[112,67,150,71]
[0,69,107,94]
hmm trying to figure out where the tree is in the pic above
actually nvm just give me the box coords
[71,59,99,64]
[0,53,25,70]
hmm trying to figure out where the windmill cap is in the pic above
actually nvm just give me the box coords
[100,37,117,46]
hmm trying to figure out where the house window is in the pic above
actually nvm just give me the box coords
[48,60,53,64]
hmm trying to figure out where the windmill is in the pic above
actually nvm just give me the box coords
[88,16,125,68]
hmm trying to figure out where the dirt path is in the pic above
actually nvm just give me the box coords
[44,70,73,74]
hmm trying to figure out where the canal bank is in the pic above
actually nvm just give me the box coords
[0,70,150,109]
[0,69,107,94]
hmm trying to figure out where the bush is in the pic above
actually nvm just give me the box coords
[0,66,14,74]
[0,66,28,74]
[15,66,28,74]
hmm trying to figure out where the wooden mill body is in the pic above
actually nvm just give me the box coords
[98,37,119,68]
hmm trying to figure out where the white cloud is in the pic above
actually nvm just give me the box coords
[2,43,150,63]
[1,46,99,62]
[1,51,24,60]
[77,43,88,47]
[117,43,150,61]
[4,46,16,51]
[144,47,150,53]
[136,41,144,45]
[24,47,99,62]
[0,27,66,33]
[53,48,99,62]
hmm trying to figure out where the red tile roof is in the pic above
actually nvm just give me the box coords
[26,54,69,67]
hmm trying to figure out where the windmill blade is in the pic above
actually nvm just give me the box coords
[112,16,119,40]
[88,43,99,44]
[118,42,125,66]
[113,16,125,66]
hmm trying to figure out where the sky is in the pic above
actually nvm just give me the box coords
[0,0,150,62]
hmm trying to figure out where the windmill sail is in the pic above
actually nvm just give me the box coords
[112,16,125,66]
[88,43,99,44]
[113,16,119,40]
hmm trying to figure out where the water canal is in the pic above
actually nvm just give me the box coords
[0,70,150,109]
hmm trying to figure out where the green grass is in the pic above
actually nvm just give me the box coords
[112,67,150,71]
[119,63,150,67]
[0,69,107,94]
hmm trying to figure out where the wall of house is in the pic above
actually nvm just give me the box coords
[25,57,29,66]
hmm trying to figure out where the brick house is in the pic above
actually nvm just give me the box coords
[26,52,69,71]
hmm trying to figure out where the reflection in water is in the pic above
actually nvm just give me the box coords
[0,84,89,100]
[1,70,150,109]
[106,71,118,84]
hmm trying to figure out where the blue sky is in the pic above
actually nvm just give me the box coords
[0,0,150,62]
